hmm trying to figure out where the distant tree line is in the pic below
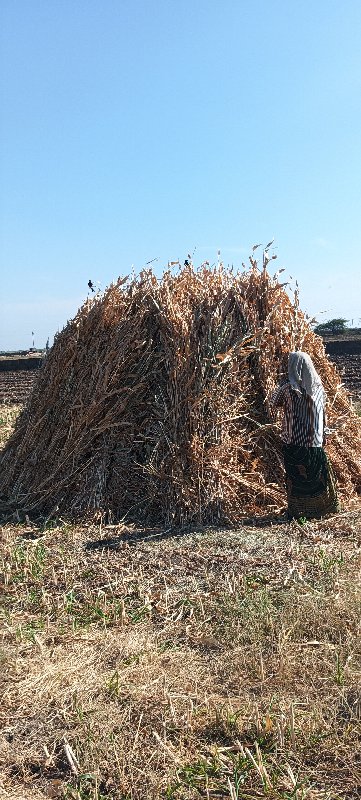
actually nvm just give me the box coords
[313,318,349,335]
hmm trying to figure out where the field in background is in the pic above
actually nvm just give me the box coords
[327,355,361,403]
[0,406,361,799]
[0,372,38,405]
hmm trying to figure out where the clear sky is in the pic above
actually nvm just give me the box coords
[1,0,361,350]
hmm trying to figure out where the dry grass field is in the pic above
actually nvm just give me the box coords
[1,405,361,799]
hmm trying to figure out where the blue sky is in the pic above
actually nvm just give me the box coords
[1,0,361,349]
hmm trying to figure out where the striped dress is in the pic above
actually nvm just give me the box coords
[270,382,338,519]
[271,382,325,447]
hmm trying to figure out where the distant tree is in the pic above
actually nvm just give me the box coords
[314,318,349,335]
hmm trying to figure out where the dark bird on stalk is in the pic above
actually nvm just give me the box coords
[88,280,95,292]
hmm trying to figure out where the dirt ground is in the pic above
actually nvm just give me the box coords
[0,371,39,405]
[328,355,361,402]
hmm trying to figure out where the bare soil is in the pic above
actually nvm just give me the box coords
[328,355,361,402]
[0,371,39,405]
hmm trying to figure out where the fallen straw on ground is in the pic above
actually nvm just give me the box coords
[1,511,361,799]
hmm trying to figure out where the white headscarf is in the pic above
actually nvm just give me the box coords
[288,351,323,399]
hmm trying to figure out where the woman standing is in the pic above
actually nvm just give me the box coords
[271,351,339,520]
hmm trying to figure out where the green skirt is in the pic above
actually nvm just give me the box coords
[283,444,339,520]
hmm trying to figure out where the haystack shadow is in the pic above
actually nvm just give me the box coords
[84,513,288,552]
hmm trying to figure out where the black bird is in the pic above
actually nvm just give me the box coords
[88,280,95,292]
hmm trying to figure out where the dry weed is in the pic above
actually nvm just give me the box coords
[1,511,361,799]
[0,405,22,450]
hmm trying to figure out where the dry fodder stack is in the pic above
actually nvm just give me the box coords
[1,257,360,524]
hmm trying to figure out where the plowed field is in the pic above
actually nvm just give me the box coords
[0,370,39,404]
[328,353,361,400]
